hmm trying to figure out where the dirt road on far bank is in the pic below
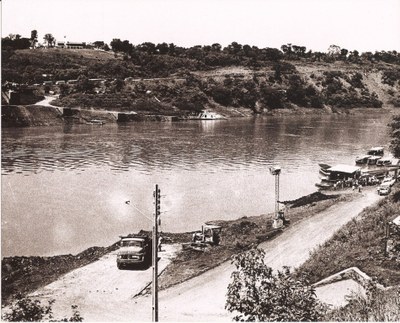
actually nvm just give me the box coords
[29,189,382,321]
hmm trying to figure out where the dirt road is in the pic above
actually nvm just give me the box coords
[29,189,382,321]
[28,245,179,322]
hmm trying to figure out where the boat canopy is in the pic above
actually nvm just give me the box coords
[368,147,384,155]
[356,155,371,161]
[368,156,382,161]
[328,164,361,174]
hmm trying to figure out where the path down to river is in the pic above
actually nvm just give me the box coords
[30,188,383,321]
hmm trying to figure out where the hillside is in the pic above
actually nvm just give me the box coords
[2,47,400,118]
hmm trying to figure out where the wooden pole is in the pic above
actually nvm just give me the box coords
[152,184,159,322]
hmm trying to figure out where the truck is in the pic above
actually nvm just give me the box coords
[116,235,152,270]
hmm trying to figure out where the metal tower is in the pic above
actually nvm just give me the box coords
[269,166,283,229]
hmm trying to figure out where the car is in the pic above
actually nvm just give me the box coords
[381,176,396,187]
[377,185,391,196]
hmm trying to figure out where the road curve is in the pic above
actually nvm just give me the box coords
[30,189,382,321]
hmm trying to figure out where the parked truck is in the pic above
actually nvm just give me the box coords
[116,234,152,270]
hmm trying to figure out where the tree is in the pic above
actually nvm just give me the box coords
[390,115,400,158]
[328,44,341,57]
[211,43,222,52]
[93,41,105,49]
[2,36,31,50]
[75,74,93,93]
[226,248,325,321]
[30,30,38,48]
[43,33,55,48]
[110,38,123,52]
[340,48,349,60]
[156,42,169,55]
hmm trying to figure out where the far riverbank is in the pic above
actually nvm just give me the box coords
[1,95,397,128]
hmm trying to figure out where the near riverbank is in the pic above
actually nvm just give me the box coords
[7,186,386,322]
[0,190,355,306]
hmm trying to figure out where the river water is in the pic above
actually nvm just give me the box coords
[1,112,392,257]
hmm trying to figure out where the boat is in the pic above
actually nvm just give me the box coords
[355,155,371,165]
[319,168,331,176]
[318,163,331,170]
[318,163,332,176]
[87,119,106,125]
[376,157,392,166]
[367,155,382,165]
[367,147,384,156]
[315,181,334,189]
[183,110,225,120]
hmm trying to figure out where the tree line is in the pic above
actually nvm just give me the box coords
[2,30,400,66]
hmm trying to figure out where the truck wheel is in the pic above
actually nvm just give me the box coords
[117,263,122,270]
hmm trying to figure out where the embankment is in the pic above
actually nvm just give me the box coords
[1,190,345,306]
[1,105,64,127]
[1,105,176,128]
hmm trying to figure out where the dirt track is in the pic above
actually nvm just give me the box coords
[28,188,382,321]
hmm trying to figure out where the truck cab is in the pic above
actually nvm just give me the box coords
[117,235,152,270]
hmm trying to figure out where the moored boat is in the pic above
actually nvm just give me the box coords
[367,147,384,156]
[318,163,331,170]
[182,110,225,120]
[367,155,382,165]
[355,155,371,165]
[376,157,392,166]
[315,181,334,189]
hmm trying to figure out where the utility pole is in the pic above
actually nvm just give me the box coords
[152,184,161,322]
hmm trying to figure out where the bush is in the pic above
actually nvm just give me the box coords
[226,248,326,321]
[2,294,83,322]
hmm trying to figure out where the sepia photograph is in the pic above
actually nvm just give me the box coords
[1,0,400,321]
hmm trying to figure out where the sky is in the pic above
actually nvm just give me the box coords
[2,0,400,53]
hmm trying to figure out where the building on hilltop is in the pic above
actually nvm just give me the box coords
[56,41,86,49]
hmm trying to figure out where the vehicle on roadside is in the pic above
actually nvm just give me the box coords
[116,235,152,270]
[381,176,396,187]
[377,185,391,196]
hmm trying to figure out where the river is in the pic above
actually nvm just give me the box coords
[1,112,392,257]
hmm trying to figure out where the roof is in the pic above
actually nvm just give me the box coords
[392,216,400,226]
[370,147,384,151]
[328,164,361,174]
[204,223,222,229]
[120,237,145,241]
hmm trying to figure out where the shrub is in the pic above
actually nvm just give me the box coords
[226,248,326,321]
[2,294,83,322]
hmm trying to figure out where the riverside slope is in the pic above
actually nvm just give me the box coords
[25,188,383,321]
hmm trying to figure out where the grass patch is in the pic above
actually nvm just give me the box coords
[295,186,400,287]
[324,284,400,321]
